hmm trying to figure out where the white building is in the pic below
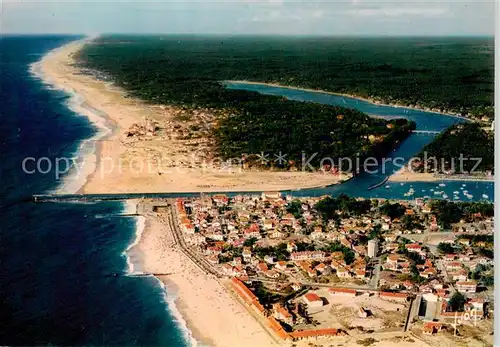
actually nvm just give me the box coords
[368,239,378,258]
[456,281,477,294]
[303,293,323,308]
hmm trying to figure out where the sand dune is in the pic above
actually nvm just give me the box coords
[39,40,348,195]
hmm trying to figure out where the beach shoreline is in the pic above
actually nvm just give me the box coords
[37,39,349,196]
[122,203,203,346]
[388,167,441,183]
[388,167,495,183]
[31,38,116,195]
[32,38,492,347]
[130,200,278,347]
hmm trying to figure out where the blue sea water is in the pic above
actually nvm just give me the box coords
[0,36,188,346]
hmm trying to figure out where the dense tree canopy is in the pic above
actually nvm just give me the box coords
[315,194,372,219]
[79,35,493,119]
[430,201,494,228]
[417,123,494,173]
[214,100,414,168]
[254,243,290,261]
[286,200,303,219]
[379,201,406,219]
[448,292,466,312]
[77,36,423,169]
[437,242,457,254]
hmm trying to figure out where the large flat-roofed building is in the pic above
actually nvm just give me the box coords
[368,239,378,257]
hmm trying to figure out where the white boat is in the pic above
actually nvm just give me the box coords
[454,196,460,200]
[482,194,489,199]
[453,191,459,194]
[443,194,448,199]
[466,194,473,199]
[385,185,390,189]
[430,189,434,192]
[404,189,415,197]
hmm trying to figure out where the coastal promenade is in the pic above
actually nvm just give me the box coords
[135,199,280,346]
[143,200,398,297]
[167,203,222,277]
[145,200,384,292]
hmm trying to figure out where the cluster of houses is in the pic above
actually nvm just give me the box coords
[174,192,378,284]
[171,192,493,339]
[377,231,492,335]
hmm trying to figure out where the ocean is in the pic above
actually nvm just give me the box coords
[0,36,188,346]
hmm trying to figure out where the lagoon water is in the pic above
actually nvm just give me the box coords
[225,82,494,201]
[0,36,493,345]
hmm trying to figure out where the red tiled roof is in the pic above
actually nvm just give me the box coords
[254,301,265,313]
[424,321,442,328]
[257,263,269,271]
[304,293,321,302]
[267,317,289,339]
[329,287,357,294]
[289,328,340,339]
[277,305,292,318]
[231,278,257,304]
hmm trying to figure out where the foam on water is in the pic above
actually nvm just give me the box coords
[29,38,112,195]
[120,200,198,346]
[122,200,138,215]
[29,39,195,345]
[158,281,200,347]
[125,215,145,274]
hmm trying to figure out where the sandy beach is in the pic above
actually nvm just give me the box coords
[36,39,456,347]
[130,200,433,347]
[38,40,349,195]
[388,167,441,182]
[132,200,279,347]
